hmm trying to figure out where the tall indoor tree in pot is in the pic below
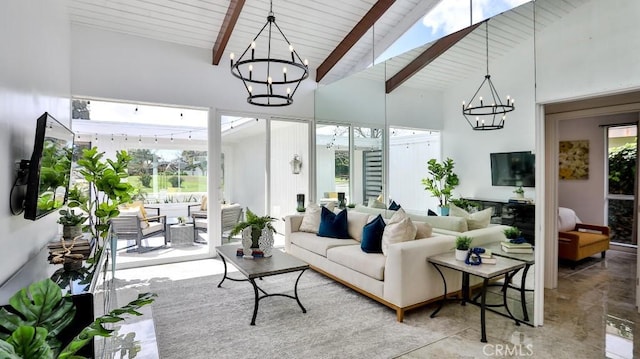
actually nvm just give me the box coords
[421,158,459,215]
[68,147,136,247]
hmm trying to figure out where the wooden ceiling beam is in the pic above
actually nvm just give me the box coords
[212,0,246,66]
[316,0,396,83]
[385,22,482,94]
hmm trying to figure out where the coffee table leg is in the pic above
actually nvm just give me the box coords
[217,254,228,288]
[481,278,488,343]
[430,263,447,318]
[294,269,307,313]
[250,278,259,325]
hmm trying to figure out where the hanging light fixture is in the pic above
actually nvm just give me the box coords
[462,20,514,131]
[229,0,309,107]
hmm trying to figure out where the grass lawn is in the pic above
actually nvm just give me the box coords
[129,175,207,193]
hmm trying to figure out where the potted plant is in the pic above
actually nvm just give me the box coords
[421,158,459,216]
[57,209,89,240]
[228,208,277,248]
[455,236,473,261]
[503,227,525,244]
[67,147,136,248]
[513,186,525,198]
[177,216,187,225]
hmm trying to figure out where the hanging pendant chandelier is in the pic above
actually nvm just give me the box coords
[230,0,309,107]
[462,20,514,130]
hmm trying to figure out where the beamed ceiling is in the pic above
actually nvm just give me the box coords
[68,0,588,91]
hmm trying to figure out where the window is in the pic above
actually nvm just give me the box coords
[606,124,637,245]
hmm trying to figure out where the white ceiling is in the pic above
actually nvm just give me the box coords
[67,0,439,84]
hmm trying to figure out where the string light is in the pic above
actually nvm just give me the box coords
[94,134,98,142]
[188,132,192,141]
[111,134,114,142]
[154,135,158,144]
[138,135,142,144]
[170,134,174,142]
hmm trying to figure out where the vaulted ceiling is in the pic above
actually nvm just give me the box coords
[67,0,440,84]
[68,0,589,93]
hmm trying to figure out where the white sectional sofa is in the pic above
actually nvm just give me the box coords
[284,207,510,321]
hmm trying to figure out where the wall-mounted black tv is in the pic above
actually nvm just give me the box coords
[24,112,75,220]
[490,151,535,187]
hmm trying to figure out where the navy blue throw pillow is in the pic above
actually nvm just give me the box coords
[318,207,350,239]
[388,200,401,211]
[361,215,386,253]
[428,209,438,216]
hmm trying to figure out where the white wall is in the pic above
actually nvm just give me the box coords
[557,112,638,224]
[315,74,385,126]
[269,121,310,233]
[71,26,315,119]
[228,130,267,217]
[536,0,640,103]
[0,0,70,289]
[386,86,444,129]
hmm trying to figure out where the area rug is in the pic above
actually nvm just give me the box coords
[149,270,442,359]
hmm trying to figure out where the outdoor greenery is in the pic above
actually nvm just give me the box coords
[608,142,636,194]
[57,209,88,227]
[0,278,155,358]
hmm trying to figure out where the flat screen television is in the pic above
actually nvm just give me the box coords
[24,112,75,220]
[490,151,535,187]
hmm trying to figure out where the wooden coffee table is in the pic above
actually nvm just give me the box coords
[215,245,309,325]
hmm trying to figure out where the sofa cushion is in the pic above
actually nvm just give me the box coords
[318,207,350,239]
[368,197,386,209]
[406,212,468,233]
[201,195,208,211]
[327,245,386,281]
[291,231,358,257]
[299,203,322,233]
[558,207,581,232]
[449,203,493,230]
[382,208,417,256]
[428,209,438,216]
[353,205,395,219]
[361,214,386,253]
[414,221,433,239]
[347,211,371,242]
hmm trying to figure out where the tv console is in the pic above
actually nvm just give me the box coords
[464,198,535,244]
[0,236,114,358]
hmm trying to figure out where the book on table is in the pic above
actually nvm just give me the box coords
[482,257,497,264]
[501,241,533,248]
[501,245,534,254]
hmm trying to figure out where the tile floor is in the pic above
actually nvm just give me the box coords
[115,249,639,358]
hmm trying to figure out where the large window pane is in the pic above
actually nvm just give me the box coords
[607,125,637,245]
[316,124,350,206]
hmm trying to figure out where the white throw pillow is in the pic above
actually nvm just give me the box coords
[346,211,371,242]
[414,221,433,239]
[299,203,321,233]
[558,207,581,232]
[368,198,386,209]
[381,208,417,255]
[449,203,493,230]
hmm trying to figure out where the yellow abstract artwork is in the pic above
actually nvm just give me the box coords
[559,140,589,180]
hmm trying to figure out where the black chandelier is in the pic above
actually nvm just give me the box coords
[462,20,514,130]
[230,0,309,107]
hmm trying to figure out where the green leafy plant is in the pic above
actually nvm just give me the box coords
[68,147,136,243]
[513,186,525,196]
[503,227,522,239]
[0,278,155,358]
[455,236,473,251]
[421,158,459,208]
[57,209,89,227]
[228,208,277,246]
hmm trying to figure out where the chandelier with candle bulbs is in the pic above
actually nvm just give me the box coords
[462,20,514,130]
[230,0,309,107]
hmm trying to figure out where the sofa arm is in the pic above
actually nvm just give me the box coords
[463,225,511,247]
[575,223,610,236]
[383,235,461,308]
[284,214,304,253]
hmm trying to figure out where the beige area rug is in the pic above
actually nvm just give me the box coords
[148,270,453,359]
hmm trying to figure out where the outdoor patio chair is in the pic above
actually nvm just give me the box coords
[110,208,167,252]
[187,195,208,219]
[193,203,243,242]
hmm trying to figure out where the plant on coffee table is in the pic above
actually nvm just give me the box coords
[228,208,276,247]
